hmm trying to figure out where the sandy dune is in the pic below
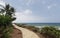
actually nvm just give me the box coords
[13,24,40,38]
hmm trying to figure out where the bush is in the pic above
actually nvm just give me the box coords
[1,32,10,38]
[0,26,13,38]
[40,26,60,38]
[0,15,12,27]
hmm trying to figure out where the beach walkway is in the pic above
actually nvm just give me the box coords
[13,24,40,38]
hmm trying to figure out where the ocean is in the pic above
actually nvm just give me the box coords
[20,23,60,28]
[23,23,60,26]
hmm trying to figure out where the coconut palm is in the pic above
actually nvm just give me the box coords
[0,4,15,17]
[0,4,16,38]
[0,4,16,27]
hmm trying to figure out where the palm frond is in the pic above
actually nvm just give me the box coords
[5,4,10,10]
[0,5,5,9]
[0,8,5,13]
[10,7,15,12]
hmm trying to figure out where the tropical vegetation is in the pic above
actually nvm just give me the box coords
[40,26,60,38]
[15,23,60,38]
[0,4,16,38]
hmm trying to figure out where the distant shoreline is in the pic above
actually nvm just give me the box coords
[15,23,60,30]
[35,25,60,30]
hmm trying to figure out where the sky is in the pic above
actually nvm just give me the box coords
[0,0,60,23]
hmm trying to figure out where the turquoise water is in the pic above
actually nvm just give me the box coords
[23,23,60,28]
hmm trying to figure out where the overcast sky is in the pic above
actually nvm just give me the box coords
[0,0,60,23]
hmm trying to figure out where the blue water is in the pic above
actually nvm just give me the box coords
[23,23,60,27]
[23,23,60,30]
[17,23,60,28]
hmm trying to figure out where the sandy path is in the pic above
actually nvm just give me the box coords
[13,24,40,38]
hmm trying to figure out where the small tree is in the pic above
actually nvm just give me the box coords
[0,4,16,27]
[0,4,16,38]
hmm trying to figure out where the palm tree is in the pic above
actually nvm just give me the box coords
[0,4,15,17]
[0,4,16,27]
[0,4,16,38]
[0,4,16,20]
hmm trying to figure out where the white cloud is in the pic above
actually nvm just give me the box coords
[13,9,32,23]
[0,0,5,6]
[47,5,52,9]
[13,9,44,23]
[47,4,57,9]
[23,9,32,15]
[0,0,5,9]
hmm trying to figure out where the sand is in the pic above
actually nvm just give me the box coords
[13,24,40,38]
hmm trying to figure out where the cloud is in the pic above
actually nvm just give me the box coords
[47,4,57,9]
[13,9,32,23]
[0,0,5,6]
[47,5,52,9]
[13,9,45,23]
[22,9,32,15]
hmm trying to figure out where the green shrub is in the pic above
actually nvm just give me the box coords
[1,32,10,38]
[0,4,16,38]
[40,26,60,38]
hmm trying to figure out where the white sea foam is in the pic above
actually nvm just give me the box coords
[35,26,60,30]
[35,26,45,28]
